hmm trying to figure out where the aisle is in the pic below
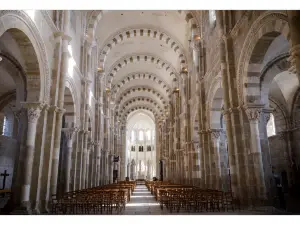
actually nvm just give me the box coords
[122,184,287,215]
[123,184,167,215]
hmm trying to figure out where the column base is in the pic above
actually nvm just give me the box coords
[10,201,32,215]
[31,201,41,214]
[40,200,50,214]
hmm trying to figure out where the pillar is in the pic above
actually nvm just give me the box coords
[287,11,300,79]
[62,127,77,192]
[244,104,267,201]
[20,102,44,210]
[109,154,114,183]
[210,129,222,190]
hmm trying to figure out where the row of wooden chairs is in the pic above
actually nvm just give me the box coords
[50,181,136,214]
[159,188,238,213]
[146,181,240,213]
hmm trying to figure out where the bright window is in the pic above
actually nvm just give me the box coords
[267,113,276,137]
[139,130,144,141]
[209,10,216,27]
[146,130,151,141]
[131,130,135,142]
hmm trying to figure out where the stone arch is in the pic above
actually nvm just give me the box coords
[0,10,50,103]
[116,96,164,116]
[64,78,77,128]
[0,51,27,110]
[111,72,171,96]
[236,11,290,104]
[120,106,159,125]
[119,103,162,122]
[106,53,179,85]
[178,10,201,35]
[86,10,200,43]
[98,26,188,70]
[114,86,169,110]
[206,74,223,129]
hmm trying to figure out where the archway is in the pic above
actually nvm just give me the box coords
[0,23,46,208]
[126,111,156,181]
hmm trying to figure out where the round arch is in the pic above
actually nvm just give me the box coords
[0,10,50,103]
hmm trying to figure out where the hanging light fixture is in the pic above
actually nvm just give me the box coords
[193,34,201,41]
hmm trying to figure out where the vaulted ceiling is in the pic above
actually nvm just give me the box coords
[91,10,198,124]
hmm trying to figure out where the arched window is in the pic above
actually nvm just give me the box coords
[209,10,216,27]
[146,130,151,141]
[2,115,13,137]
[131,130,135,142]
[139,130,144,141]
[267,113,276,137]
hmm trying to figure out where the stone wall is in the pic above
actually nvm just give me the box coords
[0,135,18,189]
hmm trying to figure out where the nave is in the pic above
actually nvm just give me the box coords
[1,10,300,214]
[46,180,288,215]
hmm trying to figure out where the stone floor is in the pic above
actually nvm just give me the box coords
[121,184,290,215]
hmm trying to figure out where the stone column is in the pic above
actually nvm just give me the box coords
[109,154,114,183]
[287,11,300,79]
[244,104,267,201]
[29,104,49,214]
[103,150,109,184]
[71,129,79,191]
[75,130,84,190]
[62,127,77,192]
[198,131,206,188]
[94,142,101,186]
[20,102,44,210]
[39,106,58,213]
[210,129,222,190]
[120,126,126,180]
[127,163,131,178]
[202,130,211,188]
[50,10,71,196]
[81,131,89,189]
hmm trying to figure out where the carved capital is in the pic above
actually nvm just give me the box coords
[94,141,100,147]
[244,104,264,121]
[209,129,222,140]
[288,44,300,73]
[262,108,274,123]
[62,127,77,141]
[190,39,201,52]
[57,108,66,115]
[88,141,94,150]
[22,102,44,123]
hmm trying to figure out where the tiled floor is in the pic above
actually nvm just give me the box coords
[122,184,289,215]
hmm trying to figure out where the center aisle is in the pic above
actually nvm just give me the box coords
[123,184,168,215]
[121,184,286,215]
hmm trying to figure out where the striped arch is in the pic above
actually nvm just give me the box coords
[116,96,164,116]
[206,73,224,129]
[118,102,162,121]
[119,105,161,124]
[0,10,51,103]
[85,10,104,40]
[237,11,290,104]
[86,10,200,44]
[114,86,170,110]
[106,53,179,85]
[98,26,188,70]
[111,72,171,96]
[178,10,201,35]
[65,78,79,127]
